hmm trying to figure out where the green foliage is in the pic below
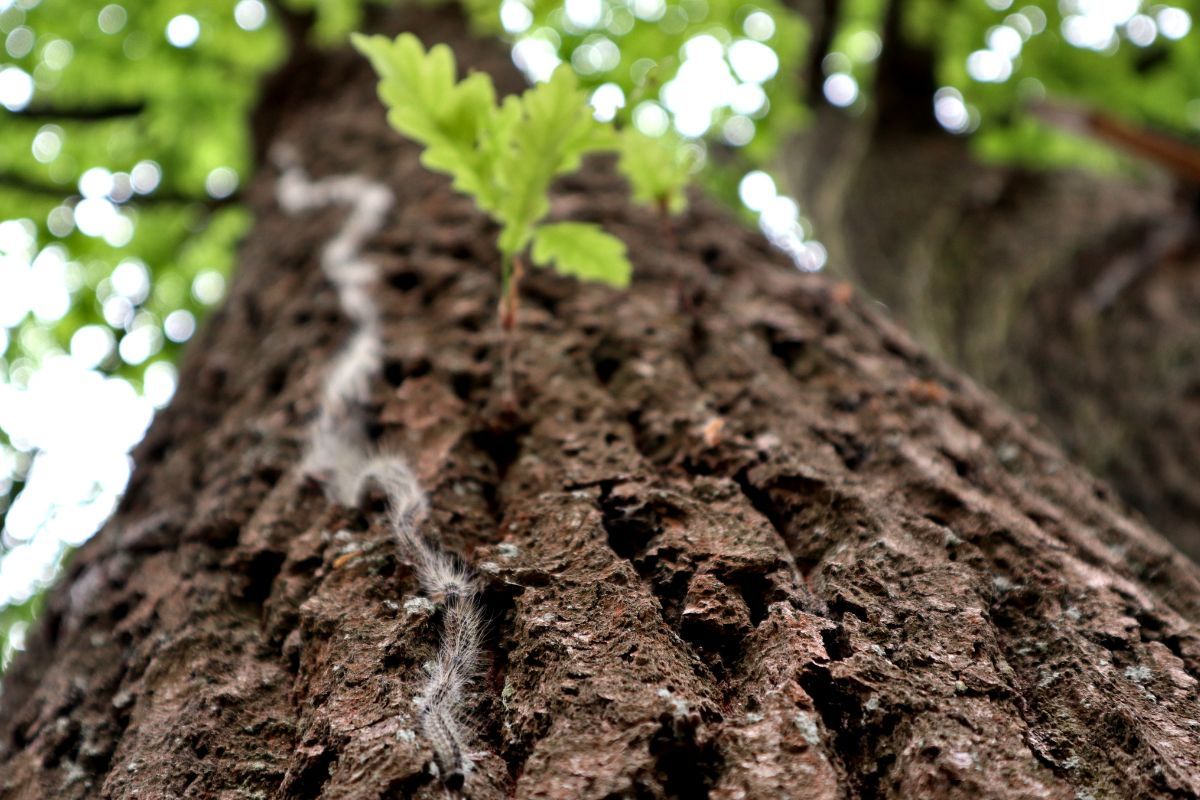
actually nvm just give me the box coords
[353,33,505,205]
[531,221,631,286]
[515,1,807,141]
[495,65,616,256]
[353,32,631,286]
[0,0,284,379]
[508,0,808,206]
[0,0,284,672]
[459,0,504,34]
[618,128,697,214]
[900,0,1200,171]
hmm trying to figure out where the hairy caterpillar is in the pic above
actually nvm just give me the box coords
[274,146,484,790]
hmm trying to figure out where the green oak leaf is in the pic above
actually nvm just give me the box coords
[530,221,631,288]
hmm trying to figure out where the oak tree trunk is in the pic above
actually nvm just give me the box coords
[3,7,1200,799]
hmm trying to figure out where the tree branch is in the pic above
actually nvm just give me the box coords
[871,0,940,133]
[805,0,842,104]
[5,101,145,122]
[0,172,72,200]
[0,171,240,210]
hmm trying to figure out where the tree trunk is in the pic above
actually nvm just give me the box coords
[782,4,1200,561]
[3,6,1200,799]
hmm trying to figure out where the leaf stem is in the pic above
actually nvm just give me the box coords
[499,253,524,408]
[657,195,677,250]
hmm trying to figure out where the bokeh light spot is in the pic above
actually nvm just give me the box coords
[118,324,161,366]
[79,167,114,199]
[730,82,766,115]
[565,0,603,30]
[967,48,1013,82]
[166,15,200,48]
[633,100,670,136]
[743,11,775,41]
[69,325,115,369]
[31,125,62,164]
[500,0,533,34]
[728,39,779,83]
[738,170,776,212]
[143,361,177,408]
[846,30,882,62]
[191,271,226,305]
[6,26,33,58]
[590,82,625,122]
[205,167,239,199]
[97,4,126,35]
[46,206,73,238]
[41,39,73,70]
[1157,7,1191,39]
[632,0,666,22]
[0,66,34,111]
[934,87,970,133]
[987,25,1022,58]
[102,295,133,329]
[102,216,134,248]
[823,73,858,107]
[73,198,116,238]
[512,36,562,82]
[722,115,754,146]
[1125,14,1156,46]
[131,160,162,195]
[163,309,196,343]
[234,0,267,32]
[111,259,150,305]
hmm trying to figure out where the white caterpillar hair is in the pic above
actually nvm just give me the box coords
[274,145,484,791]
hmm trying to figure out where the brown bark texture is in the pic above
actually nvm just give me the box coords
[3,7,1200,799]
[783,9,1200,561]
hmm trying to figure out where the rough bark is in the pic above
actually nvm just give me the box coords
[3,6,1200,799]
[782,5,1200,560]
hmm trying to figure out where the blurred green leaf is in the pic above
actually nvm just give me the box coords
[531,220,632,286]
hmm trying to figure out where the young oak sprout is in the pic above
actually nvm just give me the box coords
[352,32,632,329]
[272,31,700,792]
[618,128,699,217]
